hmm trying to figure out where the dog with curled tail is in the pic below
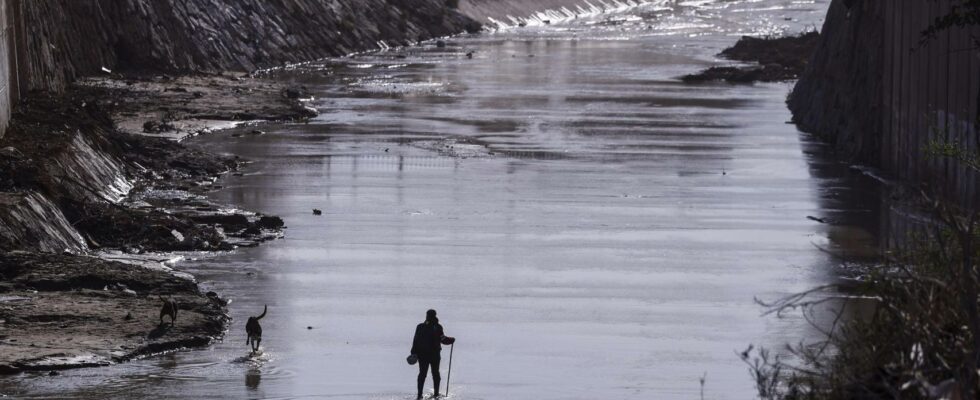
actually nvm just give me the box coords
[159,296,178,326]
[246,305,267,352]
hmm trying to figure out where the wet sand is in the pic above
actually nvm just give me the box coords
[0,1,890,399]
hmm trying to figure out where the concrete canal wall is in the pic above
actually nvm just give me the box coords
[791,0,980,208]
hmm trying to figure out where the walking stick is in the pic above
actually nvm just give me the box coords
[445,343,454,396]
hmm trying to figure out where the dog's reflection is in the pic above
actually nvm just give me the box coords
[246,368,261,390]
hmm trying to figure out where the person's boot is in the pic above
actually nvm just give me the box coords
[433,379,441,398]
[417,376,425,399]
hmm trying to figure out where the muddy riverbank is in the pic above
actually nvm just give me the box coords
[0,75,309,372]
[0,252,227,374]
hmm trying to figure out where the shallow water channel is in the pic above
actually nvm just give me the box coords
[2,1,893,399]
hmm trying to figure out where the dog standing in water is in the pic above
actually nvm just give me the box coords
[246,305,267,352]
[159,296,178,325]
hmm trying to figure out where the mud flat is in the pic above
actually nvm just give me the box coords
[0,75,308,373]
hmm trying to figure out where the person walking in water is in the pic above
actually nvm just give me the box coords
[411,309,454,399]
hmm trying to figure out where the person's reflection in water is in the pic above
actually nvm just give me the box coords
[246,367,261,391]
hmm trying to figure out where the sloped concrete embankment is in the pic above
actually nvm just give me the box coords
[23,0,480,92]
[459,0,657,27]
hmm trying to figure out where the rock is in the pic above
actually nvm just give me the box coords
[312,209,322,216]
[256,216,284,229]
[284,88,302,99]
[206,291,228,306]
[189,213,251,231]
[436,40,446,48]
[142,120,176,133]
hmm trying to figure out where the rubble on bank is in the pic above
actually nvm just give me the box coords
[81,74,317,140]
[682,32,820,83]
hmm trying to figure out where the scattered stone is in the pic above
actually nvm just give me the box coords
[142,120,177,133]
[436,40,447,48]
[312,209,322,216]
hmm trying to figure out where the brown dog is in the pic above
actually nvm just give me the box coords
[159,296,178,325]
[246,305,267,352]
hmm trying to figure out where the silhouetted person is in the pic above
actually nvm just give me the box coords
[411,309,453,399]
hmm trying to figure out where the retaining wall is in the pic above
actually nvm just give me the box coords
[791,0,980,208]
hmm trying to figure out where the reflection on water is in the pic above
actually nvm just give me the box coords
[245,368,261,391]
[0,1,889,399]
